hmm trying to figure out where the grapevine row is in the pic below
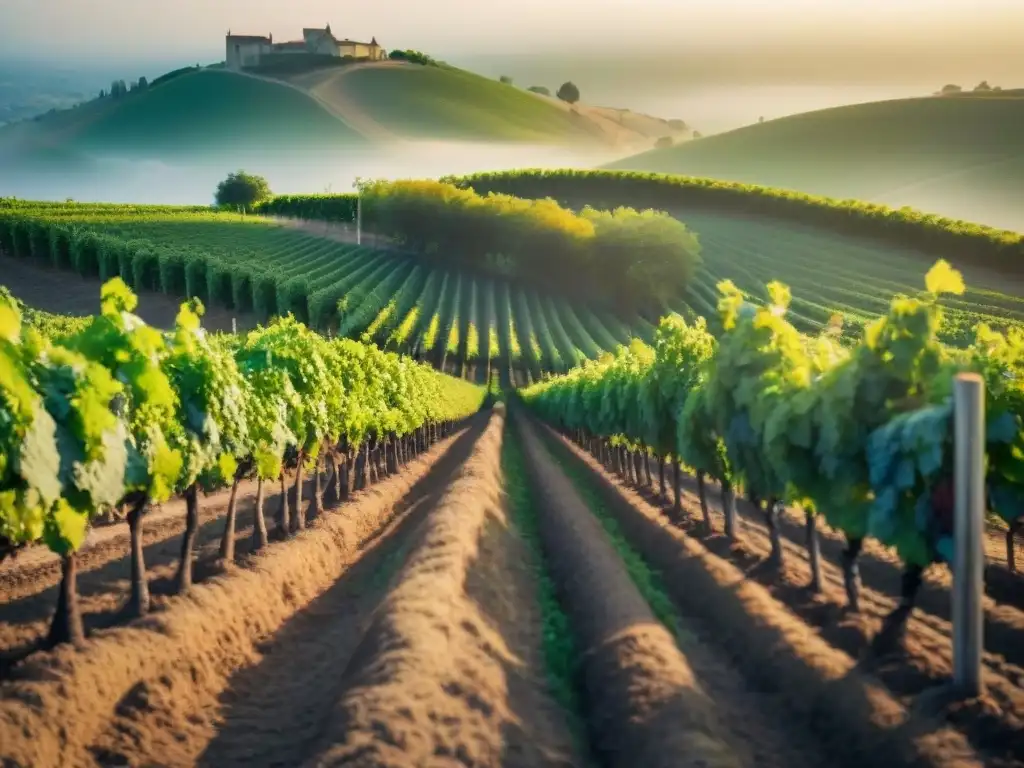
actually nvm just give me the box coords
[522,260,1024,645]
[0,279,484,647]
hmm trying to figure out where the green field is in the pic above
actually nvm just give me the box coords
[604,96,1024,231]
[0,70,365,160]
[300,64,602,143]
[0,203,652,385]
[0,62,611,167]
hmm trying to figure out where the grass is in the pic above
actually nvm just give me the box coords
[0,62,608,165]
[536,428,684,639]
[308,65,603,143]
[501,424,592,759]
[603,96,1024,231]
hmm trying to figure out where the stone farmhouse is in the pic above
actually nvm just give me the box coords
[225,24,386,70]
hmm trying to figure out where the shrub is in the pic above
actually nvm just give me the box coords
[214,171,272,210]
[354,178,699,309]
[655,136,673,149]
[387,49,439,67]
[499,75,513,85]
[445,168,1024,279]
[527,85,551,96]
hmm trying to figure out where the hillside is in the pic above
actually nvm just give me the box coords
[603,95,1024,231]
[0,61,650,171]
[0,69,366,162]
[287,62,613,144]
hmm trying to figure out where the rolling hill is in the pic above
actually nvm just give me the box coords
[0,60,661,172]
[603,95,1024,231]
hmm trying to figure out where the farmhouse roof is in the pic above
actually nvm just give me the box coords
[227,33,271,42]
[272,41,307,50]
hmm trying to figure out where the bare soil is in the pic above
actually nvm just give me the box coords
[305,406,581,767]
[650,463,1024,765]
[0,253,257,332]
[542,426,1008,768]
[0,421,475,767]
[515,414,750,768]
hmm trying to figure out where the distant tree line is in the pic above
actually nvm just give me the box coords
[388,49,441,67]
[936,81,1005,96]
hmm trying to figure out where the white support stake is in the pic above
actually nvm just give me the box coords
[231,317,237,334]
[953,372,985,698]
[356,194,362,246]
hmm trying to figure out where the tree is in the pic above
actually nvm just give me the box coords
[556,81,580,104]
[654,136,673,149]
[215,171,272,209]
[138,76,149,90]
[940,83,962,94]
[527,85,550,96]
[499,75,513,85]
[692,130,703,139]
[974,80,992,91]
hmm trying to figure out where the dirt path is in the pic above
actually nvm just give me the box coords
[516,412,815,768]
[542,426,1010,767]
[0,418,480,767]
[304,406,580,766]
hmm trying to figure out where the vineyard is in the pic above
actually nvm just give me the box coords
[1,262,1023,765]
[675,209,1024,345]
[0,201,657,385]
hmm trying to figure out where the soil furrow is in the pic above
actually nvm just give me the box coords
[304,406,582,767]
[514,413,742,768]
[670,470,1024,665]
[642,465,1024,763]
[540,423,987,768]
[0,419,480,768]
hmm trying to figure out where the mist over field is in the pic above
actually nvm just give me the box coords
[0,142,619,205]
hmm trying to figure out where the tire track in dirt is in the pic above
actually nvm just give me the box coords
[540,424,987,768]
[514,413,742,768]
[0,418,480,768]
[304,406,582,767]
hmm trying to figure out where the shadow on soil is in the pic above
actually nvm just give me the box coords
[540,431,983,768]
[195,419,485,766]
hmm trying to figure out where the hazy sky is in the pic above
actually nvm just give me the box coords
[2,0,1022,85]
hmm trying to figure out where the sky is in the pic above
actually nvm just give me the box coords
[1,0,1022,84]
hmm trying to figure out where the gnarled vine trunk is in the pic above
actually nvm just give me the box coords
[219,474,241,565]
[764,496,784,568]
[277,471,291,537]
[292,451,306,531]
[127,497,150,617]
[251,476,268,551]
[672,458,682,514]
[175,484,200,594]
[697,471,712,534]
[46,552,84,648]
[658,456,667,498]
[841,536,864,611]
[721,479,737,541]
[805,509,822,592]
